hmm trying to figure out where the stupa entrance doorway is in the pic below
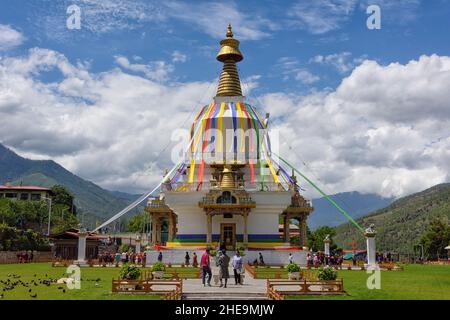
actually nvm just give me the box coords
[220,223,236,250]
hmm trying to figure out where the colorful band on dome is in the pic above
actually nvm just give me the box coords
[236,102,246,154]
[198,103,217,185]
[216,102,226,157]
[189,103,214,183]
[231,102,238,155]
[240,103,255,183]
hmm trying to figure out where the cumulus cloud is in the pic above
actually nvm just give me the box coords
[0,25,25,51]
[0,47,215,192]
[264,54,450,198]
[1,47,449,200]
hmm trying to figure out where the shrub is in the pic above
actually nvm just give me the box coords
[151,262,166,272]
[119,264,141,280]
[318,266,337,281]
[287,263,300,273]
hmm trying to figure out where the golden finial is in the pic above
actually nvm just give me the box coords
[216,24,243,97]
[226,23,233,38]
[220,165,236,189]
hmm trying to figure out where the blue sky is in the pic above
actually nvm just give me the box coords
[2,0,449,94]
[1,0,450,199]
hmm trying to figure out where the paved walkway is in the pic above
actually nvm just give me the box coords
[183,265,267,294]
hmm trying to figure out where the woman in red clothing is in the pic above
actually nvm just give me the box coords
[200,249,212,287]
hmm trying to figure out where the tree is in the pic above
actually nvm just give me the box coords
[420,218,450,260]
[51,185,76,214]
[307,226,337,252]
[127,212,150,233]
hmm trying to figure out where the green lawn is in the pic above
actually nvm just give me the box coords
[0,263,449,300]
[286,264,450,300]
[0,263,166,300]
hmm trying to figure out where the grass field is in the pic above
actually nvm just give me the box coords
[0,263,197,300]
[286,265,450,300]
[0,263,449,300]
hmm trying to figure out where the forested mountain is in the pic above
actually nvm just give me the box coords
[0,143,141,228]
[333,184,450,253]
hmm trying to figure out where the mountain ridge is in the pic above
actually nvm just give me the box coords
[333,183,450,253]
[0,143,141,228]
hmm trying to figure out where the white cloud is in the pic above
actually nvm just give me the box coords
[0,47,215,192]
[171,51,187,63]
[275,57,320,84]
[311,52,366,74]
[31,0,276,41]
[287,0,422,34]
[295,70,320,84]
[264,54,450,198]
[1,47,449,200]
[0,25,25,51]
[163,1,278,40]
[287,0,358,34]
[114,55,174,82]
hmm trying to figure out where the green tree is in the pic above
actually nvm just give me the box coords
[420,218,450,259]
[127,212,150,233]
[307,226,337,252]
[51,185,76,214]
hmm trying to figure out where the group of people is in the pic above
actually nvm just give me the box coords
[200,249,244,288]
[184,252,199,267]
[306,252,344,267]
[16,251,34,263]
[376,252,395,263]
[101,251,147,265]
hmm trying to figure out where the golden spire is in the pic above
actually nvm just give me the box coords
[216,24,243,97]
[220,165,236,189]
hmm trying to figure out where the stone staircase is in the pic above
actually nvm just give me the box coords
[182,292,269,300]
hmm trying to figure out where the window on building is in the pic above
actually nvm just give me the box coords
[5,193,17,199]
[217,191,237,204]
[31,194,41,201]
[20,193,29,200]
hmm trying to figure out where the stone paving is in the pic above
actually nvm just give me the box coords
[182,265,267,294]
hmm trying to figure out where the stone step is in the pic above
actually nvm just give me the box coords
[182,292,269,300]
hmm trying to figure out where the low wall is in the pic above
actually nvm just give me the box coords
[144,249,307,266]
[0,251,53,264]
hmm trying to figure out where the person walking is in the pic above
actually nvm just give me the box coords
[218,249,230,288]
[192,252,198,267]
[157,251,163,262]
[200,249,212,287]
[258,252,265,266]
[232,251,243,285]
[185,252,190,266]
[288,253,294,264]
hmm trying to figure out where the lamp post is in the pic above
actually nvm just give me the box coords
[42,196,52,236]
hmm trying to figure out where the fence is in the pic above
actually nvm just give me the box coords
[266,278,344,299]
[0,251,53,264]
[112,278,182,299]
